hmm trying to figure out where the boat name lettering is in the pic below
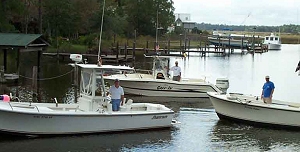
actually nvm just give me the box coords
[33,115,53,119]
[157,86,173,90]
[152,115,168,119]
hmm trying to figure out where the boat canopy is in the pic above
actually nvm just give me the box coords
[76,64,133,70]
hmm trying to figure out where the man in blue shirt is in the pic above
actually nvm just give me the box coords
[261,75,275,104]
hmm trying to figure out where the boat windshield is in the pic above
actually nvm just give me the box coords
[95,76,105,96]
[154,59,163,70]
[153,58,168,70]
[81,70,93,96]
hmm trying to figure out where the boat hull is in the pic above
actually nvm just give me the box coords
[0,102,174,136]
[267,43,281,50]
[208,37,249,49]
[207,92,300,129]
[106,78,220,98]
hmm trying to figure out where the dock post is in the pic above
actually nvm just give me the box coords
[133,29,136,60]
[3,49,7,72]
[37,50,42,102]
[116,41,119,63]
[180,34,182,51]
[199,34,202,50]
[167,40,170,54]
[241,38,244,54]
[218,36,221,51]
[125,42,127,61]
[16,49,20,97]
[228,38,231,56]
[204,42,207,57]
[188,39,190,57]
[146,40,149,53]
[184,38,187,51]
[133,41,136,60]
[188,39,191,50]
[32,66,38,103]
[0,66,6,83]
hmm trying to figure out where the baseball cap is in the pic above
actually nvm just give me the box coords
[265,76,270,79]
[114,79,119,82]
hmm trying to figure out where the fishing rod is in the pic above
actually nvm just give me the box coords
[97,0,106,64]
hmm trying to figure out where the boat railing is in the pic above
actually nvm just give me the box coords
[7,102,40,112]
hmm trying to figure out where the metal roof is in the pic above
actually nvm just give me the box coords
[0,33,43,47]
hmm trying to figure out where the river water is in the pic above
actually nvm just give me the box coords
[0,44,300,152]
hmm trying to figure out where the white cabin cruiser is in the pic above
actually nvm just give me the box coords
[263,33,281,50]
[208,92,300,129]
[104,54,229,98]
[0,55,175,136]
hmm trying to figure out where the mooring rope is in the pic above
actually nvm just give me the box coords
[18,69,74,81]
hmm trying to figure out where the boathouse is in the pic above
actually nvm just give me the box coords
[0,33,49,81]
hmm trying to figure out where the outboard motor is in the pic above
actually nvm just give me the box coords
[216,78,229,93]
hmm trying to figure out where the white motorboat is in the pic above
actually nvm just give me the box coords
[207,92,300,129]
[263,33,281,50]
[104,54,229,98]
[0,55,175,136]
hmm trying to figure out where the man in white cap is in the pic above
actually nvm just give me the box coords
[170,61,181,81]
[261,75,275,104]
[107,79,124,111]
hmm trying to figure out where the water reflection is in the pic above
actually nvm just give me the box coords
[0,129,173,152]
[211,120,300,151]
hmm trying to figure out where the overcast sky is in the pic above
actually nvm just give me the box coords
[173,0,300,26]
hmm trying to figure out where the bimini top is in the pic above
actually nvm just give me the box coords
[76,64,134,70]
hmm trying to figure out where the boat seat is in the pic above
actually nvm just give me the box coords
[120,99,133,111]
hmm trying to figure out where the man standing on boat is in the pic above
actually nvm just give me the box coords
[261,75,275,104]
[170,61,181,81]
[107,79,124,111]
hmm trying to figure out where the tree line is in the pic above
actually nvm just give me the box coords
[0,0,175,42]
[0,0,299,46]
[196,23,300,34]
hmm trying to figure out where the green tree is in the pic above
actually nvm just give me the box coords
[0,0,25,32]
[44,0,75,37]
[90,0,127,39]
[124,0,175,37]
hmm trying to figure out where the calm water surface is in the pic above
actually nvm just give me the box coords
[0,44,300,152]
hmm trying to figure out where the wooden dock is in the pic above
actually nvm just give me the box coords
[43,52,134,63]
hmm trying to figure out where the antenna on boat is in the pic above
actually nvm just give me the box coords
[97,0,106,66]
[155,3,161,52]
